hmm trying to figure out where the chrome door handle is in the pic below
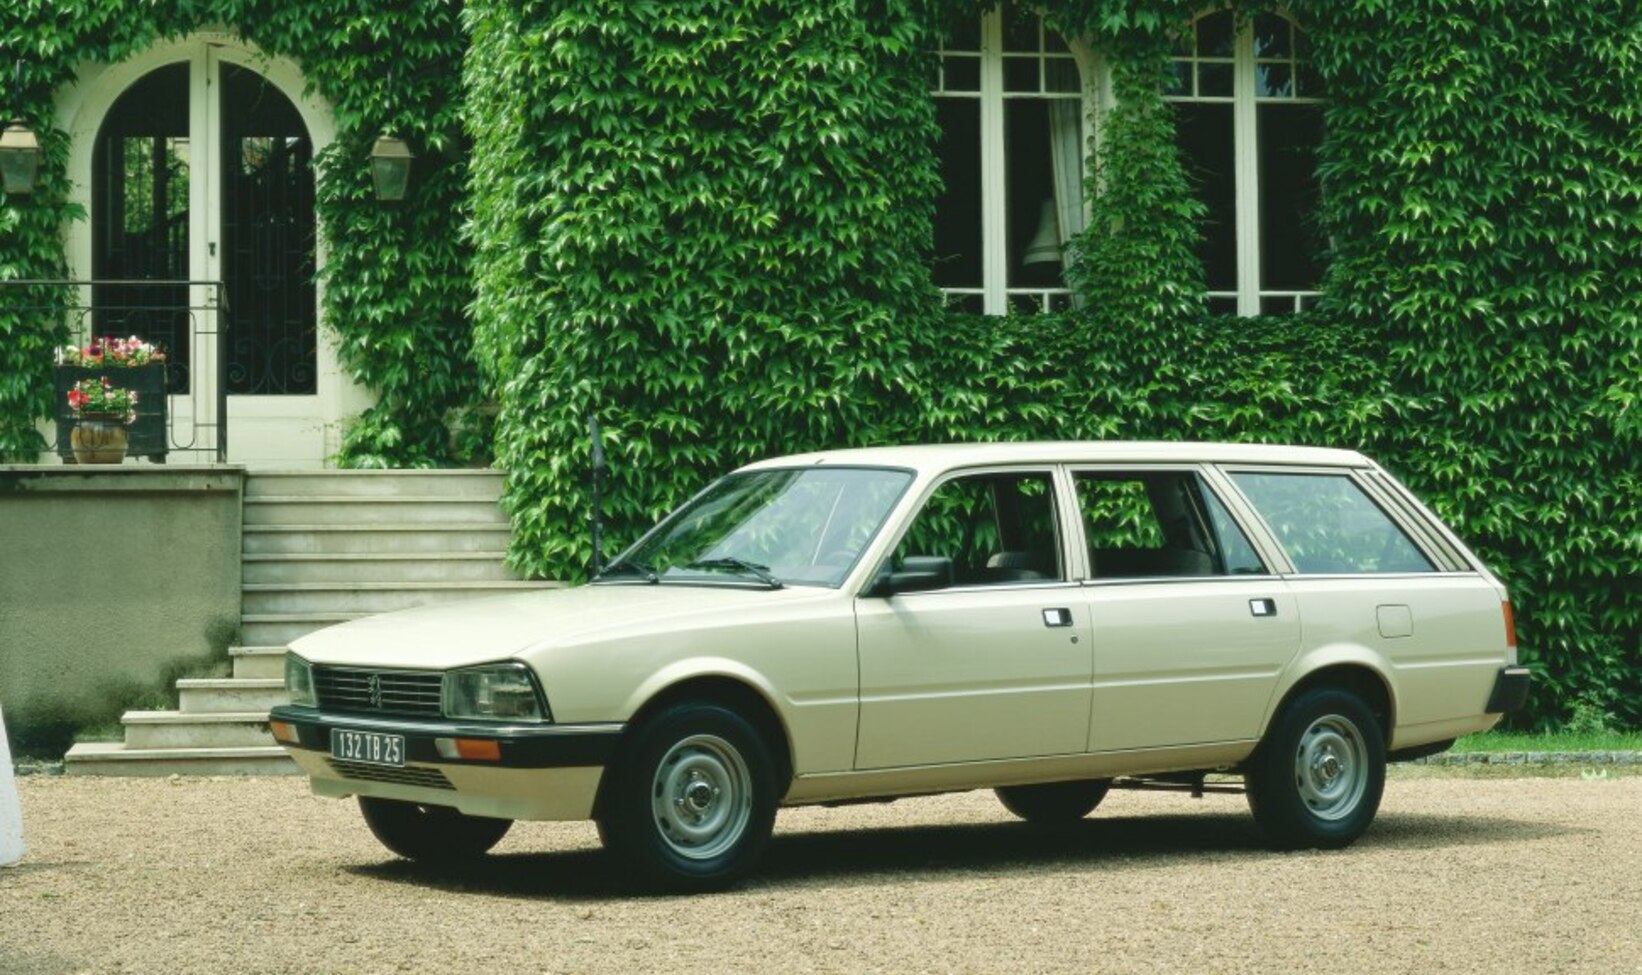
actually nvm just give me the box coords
[1042,608,1073,628]
[1249,598,1278,617]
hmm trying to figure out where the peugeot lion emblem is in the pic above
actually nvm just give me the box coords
[367,674,383,709]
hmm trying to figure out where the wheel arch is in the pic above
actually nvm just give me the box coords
[612,672,796,801]
[1261,657,1396,746]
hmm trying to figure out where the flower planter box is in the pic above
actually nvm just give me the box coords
[54,364,168,462]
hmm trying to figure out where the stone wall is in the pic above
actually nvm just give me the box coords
[0,466,243,754]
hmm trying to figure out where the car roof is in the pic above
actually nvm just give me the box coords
[738,441,1371,475]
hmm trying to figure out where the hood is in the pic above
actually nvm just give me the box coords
[287,583,833,670]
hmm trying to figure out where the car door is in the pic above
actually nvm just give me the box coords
[853,467,1094,769]
[1075,466,1303,751]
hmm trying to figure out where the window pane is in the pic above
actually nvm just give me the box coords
[1045,59,1081,94]
[1196,11,1235,58]
[1004,57,1039,93]
[1004,99,1067,289]
[1200,486,1267,574]
[892,473,1063,586]
[1174,102,1236,292]
[943,15,980,52]
[1076,473,1227,579]
[933,98,983,289]
[1230,473,1436,574]
[1002,2,1038,52]
[1258,103,1324,291]
[1197,62,1233,97]
[942,55,980,92]
[1256,63,1293,99]
[1254,14,1291,58]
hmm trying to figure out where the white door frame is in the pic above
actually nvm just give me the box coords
[55,32,368,467]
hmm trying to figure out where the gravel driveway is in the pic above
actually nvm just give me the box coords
[2,770,1638,975]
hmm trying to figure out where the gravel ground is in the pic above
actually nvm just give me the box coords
[2,770,1639,975]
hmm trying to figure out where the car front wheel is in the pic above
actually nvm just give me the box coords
[995,779,1111,824]
[1245,687,1385,849]
[357,797,513,862]
[596,702,778,891]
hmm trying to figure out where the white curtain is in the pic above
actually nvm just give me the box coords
[1047,100,1086,246]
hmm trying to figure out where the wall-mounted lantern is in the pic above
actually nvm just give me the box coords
[0,122,41,196]
[369,135,414,202]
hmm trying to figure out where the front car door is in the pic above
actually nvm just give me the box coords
[853,467,1094,769]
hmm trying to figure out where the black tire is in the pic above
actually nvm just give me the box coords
[995,779,1112,824]
[595,702,778,892]
[357,797,513,862]
[1246,687,1386,850]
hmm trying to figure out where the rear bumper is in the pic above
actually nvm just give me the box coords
[270,705,621,821]
[1485,666,1533,714]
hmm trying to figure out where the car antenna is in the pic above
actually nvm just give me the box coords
[589,412,608,578]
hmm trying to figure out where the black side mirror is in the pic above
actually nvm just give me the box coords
[868,555,954,597]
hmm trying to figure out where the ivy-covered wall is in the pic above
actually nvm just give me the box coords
[466,0,1638,729]
[0,0,478,467]
[2,0,1636,729]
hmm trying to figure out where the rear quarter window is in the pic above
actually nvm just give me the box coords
[1229,471,1436,575]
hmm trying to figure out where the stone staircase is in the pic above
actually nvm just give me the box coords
[64,469,556,776]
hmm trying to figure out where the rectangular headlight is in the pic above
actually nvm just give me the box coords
[285,653,316,708]
[442,663,549,722]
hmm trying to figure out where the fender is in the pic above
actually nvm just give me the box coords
[1256,642,1399,741]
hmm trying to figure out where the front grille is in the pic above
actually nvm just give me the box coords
[328,759,455,790]
[314,666,443,717]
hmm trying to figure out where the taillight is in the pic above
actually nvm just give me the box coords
[1502,601,1517,654]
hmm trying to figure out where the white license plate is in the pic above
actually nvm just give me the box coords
[331,729,405,767]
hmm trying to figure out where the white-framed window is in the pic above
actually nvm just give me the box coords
[1167,10,1324,316]
[931,3,1095,316]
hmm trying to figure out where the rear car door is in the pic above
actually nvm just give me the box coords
[1075,466,1302,751]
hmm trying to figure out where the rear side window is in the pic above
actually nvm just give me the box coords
[1074,471,1266,579]
[1229,472,1436,574]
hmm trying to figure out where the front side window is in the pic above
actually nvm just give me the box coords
[888,471,1065,587]
[608,467,913,588]
[1229,471,1436,574]
[933,3,1089,316]
[1075,471,1265,579]
[1167,11,1324,316]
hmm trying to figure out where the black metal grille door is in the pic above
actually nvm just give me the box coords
[92,62,192,393]
[220,62,317,396]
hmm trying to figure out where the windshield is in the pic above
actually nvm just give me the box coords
[602,466,913,588]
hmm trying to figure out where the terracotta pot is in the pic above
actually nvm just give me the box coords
[70,415,131,464]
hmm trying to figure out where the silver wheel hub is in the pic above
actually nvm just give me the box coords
[651,733,752,860]
[1294,715,1368,821]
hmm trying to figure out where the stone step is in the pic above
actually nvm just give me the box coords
[241,552,517,585]
[240,612,365,647]
[231,646,288,679]
[241,581,559,616]
[241,524,513,556]
[64,742,299,777]
[243,497,509,527]
[245,469,505,500]
[176,678,289,714]
[121,710,276,750]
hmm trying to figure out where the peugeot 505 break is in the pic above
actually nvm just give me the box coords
[271,442,1530,889]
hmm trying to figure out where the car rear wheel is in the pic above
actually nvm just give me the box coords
[995,779,1111,824]
[357,797,513,862]
[1245,687,1385,849]
[596,702,778,891]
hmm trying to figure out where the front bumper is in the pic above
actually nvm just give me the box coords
[1485,666,1533,714]
[270,705,623,821]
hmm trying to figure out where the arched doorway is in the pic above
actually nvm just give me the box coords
[61,36,367,467]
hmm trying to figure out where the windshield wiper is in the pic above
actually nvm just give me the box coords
[684,557,784,589]
[596,558,659,583]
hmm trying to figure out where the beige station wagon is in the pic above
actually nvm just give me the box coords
[271,442,1530,889]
